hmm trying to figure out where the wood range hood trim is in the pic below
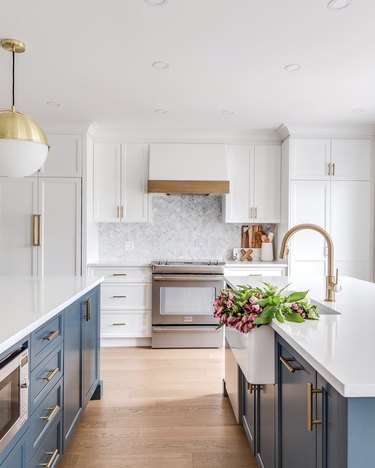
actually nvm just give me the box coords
[147,180,230,194]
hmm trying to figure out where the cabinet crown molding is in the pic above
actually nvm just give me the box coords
[278,123,375,141]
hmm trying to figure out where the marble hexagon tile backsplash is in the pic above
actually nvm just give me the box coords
[98,195,243,262]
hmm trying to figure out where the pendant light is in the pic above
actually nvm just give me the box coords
[0,39,49,177]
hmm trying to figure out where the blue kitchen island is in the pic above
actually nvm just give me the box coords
[0,276,103,468]
[224,275,375,468]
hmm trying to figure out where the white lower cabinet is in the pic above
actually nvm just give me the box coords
[0,177,81,275]
[87,265,152,346]
[224,265,287,277]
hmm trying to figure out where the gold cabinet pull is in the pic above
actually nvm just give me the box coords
[42,330,58,341]
[37,214,42,246]
[332,162,336,176]
[39,448,59,467]
[117,206,120,218]
[40,404,60,422]
[43,367,59,382]
[254,207,257,219]
[113,322,127,326]
[120,205,124,218]
[112,273,127,276]
[32,214,38,246]
[328,163,331,176]
[85,298,92,321]
[279,355,302,373]
[307,382,322,431]
[112,295,127,298]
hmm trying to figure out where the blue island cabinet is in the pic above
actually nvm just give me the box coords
[277,336,347,468]
[63,285,101,448]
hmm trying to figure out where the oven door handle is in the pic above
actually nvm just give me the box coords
[152,327,219,333]
[153,275,224,282]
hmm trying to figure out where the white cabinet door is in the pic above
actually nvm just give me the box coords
[39,134,82,177]
[122,144,149,222]
[0,178,38,275]
[93,143,122,222]
[225,145,253,223]
[289,181,330,276]
[330,181,371,280]
[253,145,281,223]
[330,139,371,181]
[290,139,330,180]
[38,178,82,275]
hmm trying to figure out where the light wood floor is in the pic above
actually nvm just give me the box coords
[60,347,257,468]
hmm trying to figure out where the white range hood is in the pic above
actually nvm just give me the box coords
[147,143,229,194]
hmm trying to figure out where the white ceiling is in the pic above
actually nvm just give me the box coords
[1,0,375,131]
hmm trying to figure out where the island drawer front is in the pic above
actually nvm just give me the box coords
[28,379,62,458]
[101,311,151,338]
[101,284,151,309]
[28,416,62,468]
[30,344,63,415]
[89,266,152,283]
[30,314,63,370]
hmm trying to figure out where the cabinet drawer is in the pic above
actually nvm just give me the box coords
[30,314,63,370]
[224,267,286,277]
[30,345,63,415]
[89,266,151,283]
[101,283,151,309]
[101,312,151,338]
[28,380,62,457]
[29,417,62,468]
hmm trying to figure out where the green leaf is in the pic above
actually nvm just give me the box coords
[285,291,308,303]
[253,305,275,325]
[284,311,305,323]
[275,309,285,323]
[257,298,269,307]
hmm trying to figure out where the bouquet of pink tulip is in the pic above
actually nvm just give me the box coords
[213,282,319,334]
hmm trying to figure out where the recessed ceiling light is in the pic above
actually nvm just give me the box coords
[352,107,366,113]
[222,109,234,115]
[284,63,301,72]
[327,0,351,10]
[152,61,169,70]
[155,109,168,114]
[145,0,168,6]
[46,101,61,107]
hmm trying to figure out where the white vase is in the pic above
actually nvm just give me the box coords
[261,243,273,262]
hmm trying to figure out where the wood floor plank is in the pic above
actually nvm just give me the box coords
[59,347,256,468]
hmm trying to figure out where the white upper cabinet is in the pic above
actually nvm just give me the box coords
[253,145,281,223]
[225,144,281,223]
[290,139,330,180]
[39,134,82,177]
[93,143,149,223]
[330,139,371,180]
[290,138,371,181]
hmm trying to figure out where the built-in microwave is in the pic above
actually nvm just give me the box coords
[0,347,29,453]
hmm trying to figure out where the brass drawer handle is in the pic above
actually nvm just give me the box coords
[43,330,59,341]
[39,448,59,467]
[43,368,59,382]
[32,214,38,246]
[279,355,302,373]
[112,322,127,326]
[85,298,91,321]
[307,382,322,431]
[112,295,127,298]
[332,162,336,176]
[112,273,127,276]
[40,404,60,423]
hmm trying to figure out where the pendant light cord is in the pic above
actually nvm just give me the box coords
[12,50,15,107]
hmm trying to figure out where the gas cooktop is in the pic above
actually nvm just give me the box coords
[151,259,225,266]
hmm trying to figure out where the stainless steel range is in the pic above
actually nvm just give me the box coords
[151,259,225,348]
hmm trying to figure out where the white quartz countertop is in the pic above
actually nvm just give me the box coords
[224,275,375,398]
[88,260,287,268]
[88,261,151,267]
[224,260,288,268]
[0,276,103,354]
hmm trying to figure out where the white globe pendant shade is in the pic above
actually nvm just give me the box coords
[0,139,48,177]
[0,109,49,177]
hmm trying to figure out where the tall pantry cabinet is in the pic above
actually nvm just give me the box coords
[0,134,82,275]
[281,137,373,281]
